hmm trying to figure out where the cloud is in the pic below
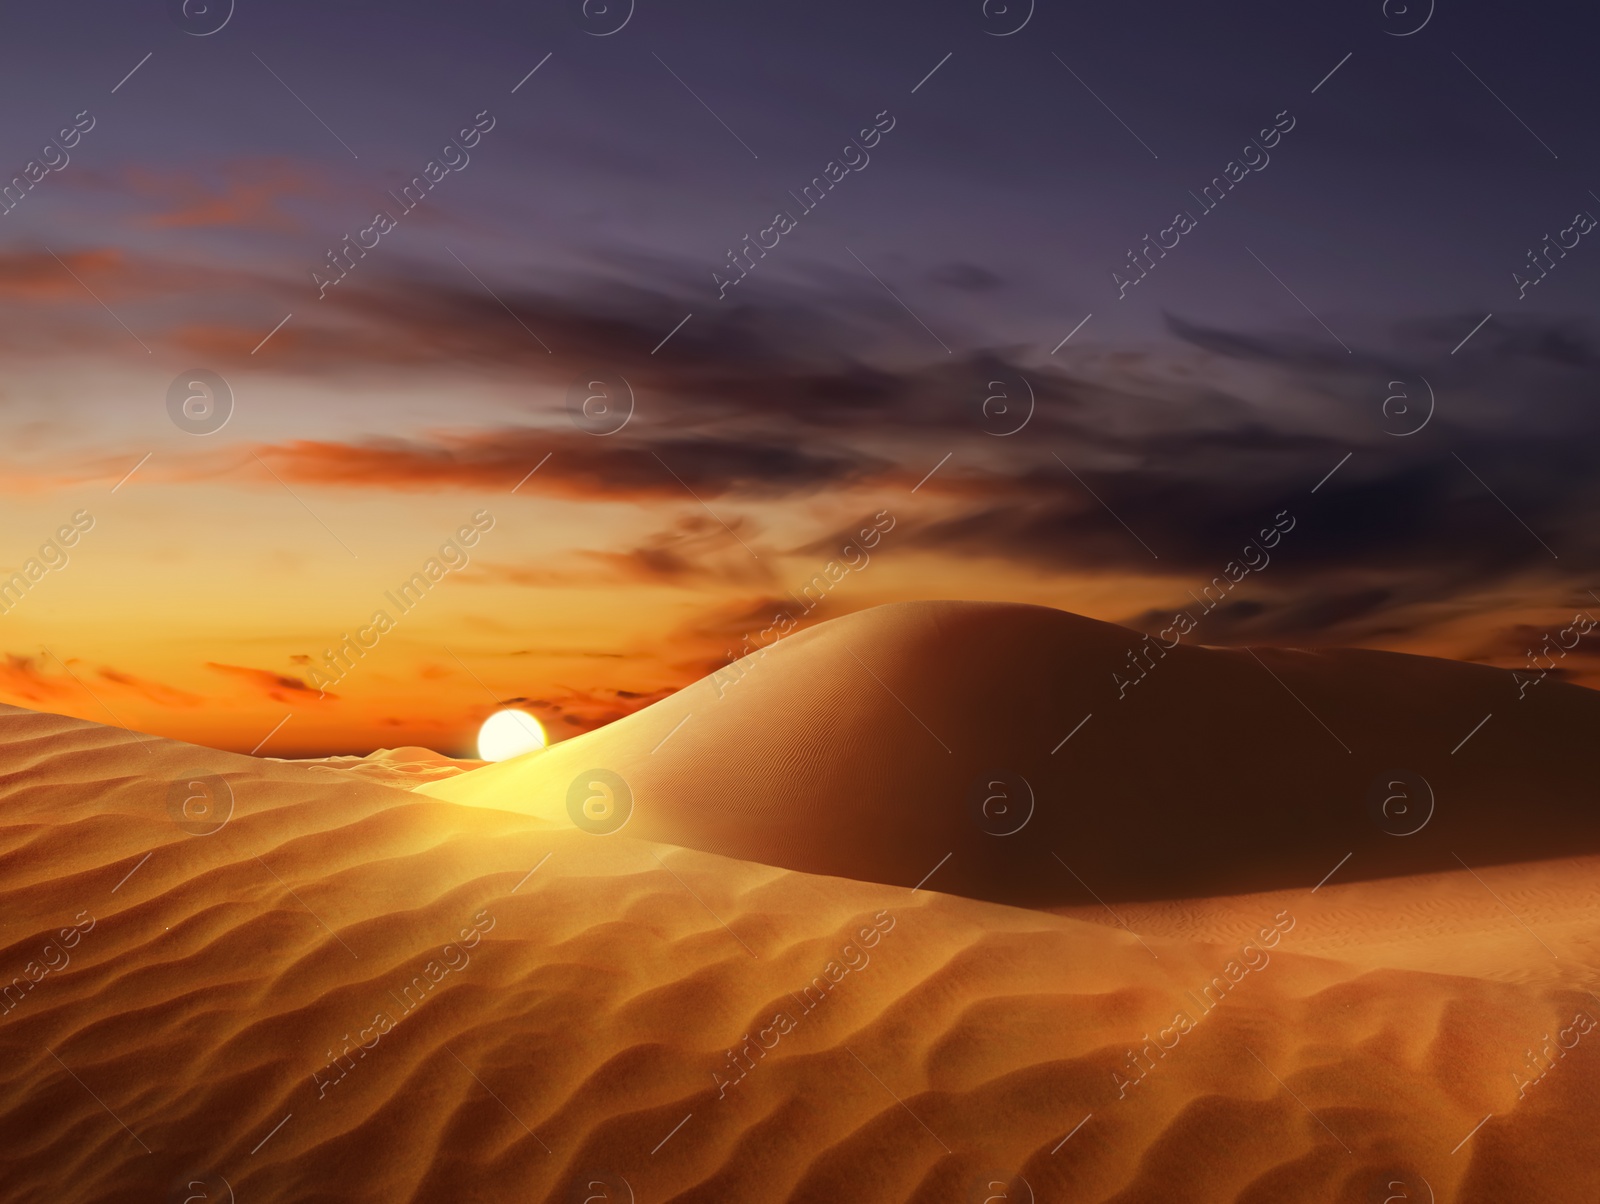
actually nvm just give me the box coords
[205,662,323,703]
[96,668,204,707]
[1467,616,1600,665]
[0,654,76,705]
[470,516,775,588]
[0,246,249,308]
[213,278,1600,665]
[247,430,889,501]
[473,685,676,740]
[572,515,775,586]
[126,159,328,232]
[11,236,1600,672]
[0,655,204,712]
[0,248,130,302]
[0,246,272,358]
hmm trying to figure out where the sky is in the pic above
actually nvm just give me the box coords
[2,0,1599,755]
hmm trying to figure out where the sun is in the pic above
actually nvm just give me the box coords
[476,709,547,762]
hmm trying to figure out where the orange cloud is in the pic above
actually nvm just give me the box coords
[0,248,127,302]
[0,246,246,310]
[96,667,204,707]
[248,430,887,502]
[0,653,76,705]
[128,159,326,232]
[205,662,323,703]
[168,321,305,364]
[0,656,203,712]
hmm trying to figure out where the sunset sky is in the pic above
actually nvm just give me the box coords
[3,0,1599,755]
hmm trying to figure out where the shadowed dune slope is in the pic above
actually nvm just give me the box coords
[420,601,1600,907]
[1,705,1599,1203]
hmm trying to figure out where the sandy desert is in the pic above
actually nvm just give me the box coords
[6,2,1596,1199]
[1,602,1596,1203]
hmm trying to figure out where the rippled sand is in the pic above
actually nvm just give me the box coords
[4,602,1599,1202]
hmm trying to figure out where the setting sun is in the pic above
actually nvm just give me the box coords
[476,709,547,762]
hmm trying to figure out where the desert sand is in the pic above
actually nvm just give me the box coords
[420,601,1600,907]
[286,746,485,788]
[1,601,1596,1203]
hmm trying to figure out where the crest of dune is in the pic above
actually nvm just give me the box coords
[420,600,1600,907]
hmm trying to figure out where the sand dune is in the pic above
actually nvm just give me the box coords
[286,746,484,788]
[1063,852,1600,989]
[5,603,1599,1202]
[1,697,1598,1202]
[420,601,1600,908]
